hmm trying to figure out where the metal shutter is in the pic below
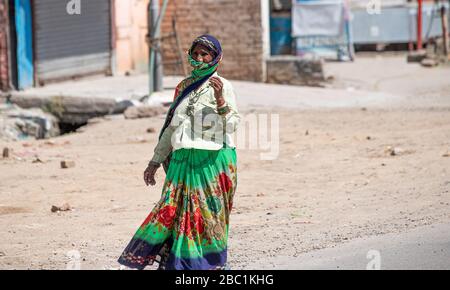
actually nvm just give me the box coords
[33,0,111,85]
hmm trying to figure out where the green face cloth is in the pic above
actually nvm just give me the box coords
[187,54,219,80]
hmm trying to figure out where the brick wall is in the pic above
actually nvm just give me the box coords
[160,0,264,82]
[0,0,10,91]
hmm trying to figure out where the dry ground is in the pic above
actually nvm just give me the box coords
[1,106,449,269]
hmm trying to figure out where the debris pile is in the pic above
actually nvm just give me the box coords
[124,105,166,120]
[408,36,450,67]
[0,103,60,141]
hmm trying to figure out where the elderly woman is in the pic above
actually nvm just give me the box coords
[118,35,240,270]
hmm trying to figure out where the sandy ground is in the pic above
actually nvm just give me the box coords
[0,54,450,270]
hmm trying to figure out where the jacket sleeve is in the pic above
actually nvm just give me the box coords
[150,125,174,164]
[221,80,240,134]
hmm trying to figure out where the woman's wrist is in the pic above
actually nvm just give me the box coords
[148,160,161,168]
[217,103,231,115]
[216,98,226,108]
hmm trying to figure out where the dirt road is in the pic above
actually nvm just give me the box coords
[1,106,449,269]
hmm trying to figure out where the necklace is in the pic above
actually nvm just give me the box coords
[186,85,209,117]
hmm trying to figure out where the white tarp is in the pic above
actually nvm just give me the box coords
[292,0,345,37]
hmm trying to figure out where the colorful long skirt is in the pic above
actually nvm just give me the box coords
[118,147,237,270]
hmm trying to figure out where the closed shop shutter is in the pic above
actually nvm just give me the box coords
[33,0,111,85]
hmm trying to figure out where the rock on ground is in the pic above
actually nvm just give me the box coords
[0,103,60,141]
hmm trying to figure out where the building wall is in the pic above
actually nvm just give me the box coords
[0,0,10,91]
[160,0,265,82]
[114,0,150,75]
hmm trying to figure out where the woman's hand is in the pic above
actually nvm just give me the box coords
[209,77,225,107]
[144,163,160,186]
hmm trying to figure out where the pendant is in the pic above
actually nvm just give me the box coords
[186,105,194,117]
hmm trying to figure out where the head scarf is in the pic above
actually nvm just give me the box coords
[157,35,223,172]
[187,35,223,79]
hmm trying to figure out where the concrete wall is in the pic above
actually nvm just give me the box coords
[0,0,10,91]
[160,0,265,82]
[266,56,326,87]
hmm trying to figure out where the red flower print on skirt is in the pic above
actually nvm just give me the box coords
[191,192,200,205]
[218,172,232,193]
[193,208,205,235]
[179,212,192,236]
[157,205,177,229]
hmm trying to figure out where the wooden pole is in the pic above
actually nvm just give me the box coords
[441,5,449,57]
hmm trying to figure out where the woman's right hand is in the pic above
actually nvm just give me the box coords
[144,163,160,186]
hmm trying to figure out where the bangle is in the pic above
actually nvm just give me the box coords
[217,104,231,116]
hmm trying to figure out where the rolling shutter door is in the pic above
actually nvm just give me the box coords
[33,0,111,85]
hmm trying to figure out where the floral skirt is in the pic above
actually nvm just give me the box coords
[118,147,237,270]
